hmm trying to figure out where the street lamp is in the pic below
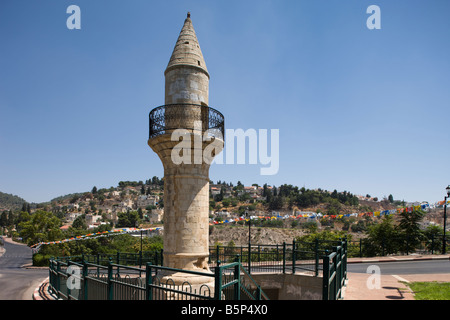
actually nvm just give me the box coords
[246,208,251,247]
[245,208,252,274]
[443,185,450,254]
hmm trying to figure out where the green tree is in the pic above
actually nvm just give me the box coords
[72,214,87,230]
[18,210,63,246]
[364,215,399,256]
[268,195,283,210]
[0,211,8,228]
[222,198,231,207]
[326,199,341,215]
[396,209,425,253]
[388,194,394,203]
[14,211,31,234]
[116,211,140,228]
[262,183,268,197]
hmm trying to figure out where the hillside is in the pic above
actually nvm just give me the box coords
[1,178,432,238]
[209,206,446,247]
[0,191,26,211]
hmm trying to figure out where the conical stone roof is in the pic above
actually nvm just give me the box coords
[165,12,209,78]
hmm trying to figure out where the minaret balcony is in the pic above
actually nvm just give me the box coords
[149,104,224,140]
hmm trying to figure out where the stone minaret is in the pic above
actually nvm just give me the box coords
[148,13,224,286]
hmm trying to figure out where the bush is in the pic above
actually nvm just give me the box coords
[33,253,51,266]
[302,220,318,233]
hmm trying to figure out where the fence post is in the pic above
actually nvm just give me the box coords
[292,240,296,274]
[337,246,343,299]
[247,242,252,275]
[359,238,363,257]
[67,260,72,300]
[107,259,113,300]
[431,234,434,255]
[314,238,319,276]
[48,259,53,294]
[83,260,88,300]
[96,253,100,277]
[214,260,222,300]
[322,250,329,300]
[256,286,262,300]
[406,235,409,255]
[146,263,153,300]
[343,239,348,281]
[282,242,286,274]
[234,255,240,300]
[216,245,220,267]
[56,260,61,300]
[332,246,338,300]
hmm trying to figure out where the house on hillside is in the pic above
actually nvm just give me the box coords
[65,212,83,222]
[136,195,159,209]
[86,214,102,226]
[148,208,164,223]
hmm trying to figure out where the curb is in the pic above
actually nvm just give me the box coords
[32,277,53,300]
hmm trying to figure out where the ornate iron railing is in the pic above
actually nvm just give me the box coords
[148,104,224,139]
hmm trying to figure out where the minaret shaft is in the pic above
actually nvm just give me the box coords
[148,13,224,281]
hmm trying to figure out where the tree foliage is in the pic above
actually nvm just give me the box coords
[18,210,62,246]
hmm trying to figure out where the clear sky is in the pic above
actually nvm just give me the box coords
[1,0,449,204]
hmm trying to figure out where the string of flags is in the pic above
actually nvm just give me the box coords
[210,203,434,225]
[30,227,162,250]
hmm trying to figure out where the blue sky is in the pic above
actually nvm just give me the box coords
[1,0,449,204]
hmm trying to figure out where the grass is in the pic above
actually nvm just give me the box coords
[407,282,450,300]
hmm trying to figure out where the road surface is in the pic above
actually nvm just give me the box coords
[0,237,49,300]
[347,259,450,275]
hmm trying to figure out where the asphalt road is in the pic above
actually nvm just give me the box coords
[0,238,49,300]
[347,259,450,275]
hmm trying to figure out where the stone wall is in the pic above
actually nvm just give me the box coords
[251,273,323,300]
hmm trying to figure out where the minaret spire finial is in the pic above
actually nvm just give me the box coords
[165,11,208,78]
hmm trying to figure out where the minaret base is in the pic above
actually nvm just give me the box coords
[156,270,216,300]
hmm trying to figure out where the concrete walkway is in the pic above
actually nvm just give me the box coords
[343,255,450,300]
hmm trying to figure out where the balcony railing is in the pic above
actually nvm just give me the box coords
[148,104,224,139]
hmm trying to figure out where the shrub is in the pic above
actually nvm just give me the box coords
[33,253,51,267]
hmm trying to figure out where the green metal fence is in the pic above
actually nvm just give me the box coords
[49,257,269,300]
[347,235,450,257]
[209,239,344,276]
[62,250,164,267]
[48,239,348,300]
[322,242,348,300]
